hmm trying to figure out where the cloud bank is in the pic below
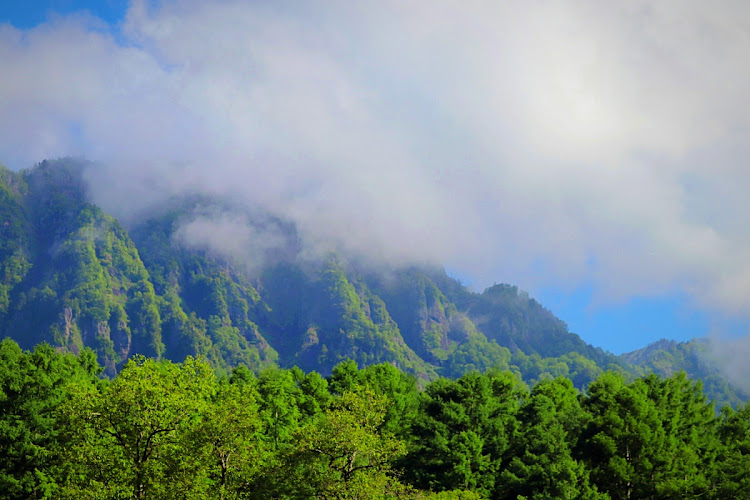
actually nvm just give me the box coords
[2,0,750,326]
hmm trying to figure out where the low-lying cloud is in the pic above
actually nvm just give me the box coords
[709,335,750,394]
[2,1,750,350]
[171,208,296,273]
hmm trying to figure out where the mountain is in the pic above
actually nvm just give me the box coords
[620,338,750,409]
[0,158,746,405]
[0,160,169,374]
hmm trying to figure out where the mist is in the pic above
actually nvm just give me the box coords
[2,0,750,382]
[710,334,750,394]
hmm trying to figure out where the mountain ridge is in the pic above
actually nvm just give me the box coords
[0,158,746,405]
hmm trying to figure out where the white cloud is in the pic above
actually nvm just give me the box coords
[171,208,294,273]
[2,0,750,322]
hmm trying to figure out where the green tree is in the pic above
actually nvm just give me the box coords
[578,372,664,500]
[641,372,717,498]
[282,388,407,499]
[0,339,100,499]
[60,356,215,499]
[499,377,605,499]
[405,371,523,496]
[291,366,332,418]
[714,403,750,497]
[329,360,420,436]
[190,380,266,499]
[255,367,303,450]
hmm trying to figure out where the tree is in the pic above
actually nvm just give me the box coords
[329,360,420,436]
[578,372,664,500]
[715,403,750,497]
[641,372,717,498]
[0,339,100,499]
[60,356,215,499]
[255,367,303,450]
[292,365,332,418]
[189,379,266,499]
[404,371,523,496]
[499,377,605,499]
[282,388,407,499]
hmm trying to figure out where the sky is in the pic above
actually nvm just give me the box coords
[1,1,750,370]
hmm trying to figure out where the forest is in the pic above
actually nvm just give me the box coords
[1,338,749,499]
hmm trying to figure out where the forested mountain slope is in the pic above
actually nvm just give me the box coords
[0,158,746,405]
[620,338,750,409]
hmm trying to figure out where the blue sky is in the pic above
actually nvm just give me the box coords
[535,287,739,354]
[0,1,126,28]
[2,1,750,356]
[448,269,747,354]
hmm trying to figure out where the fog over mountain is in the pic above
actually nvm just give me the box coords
[2,1,750,382]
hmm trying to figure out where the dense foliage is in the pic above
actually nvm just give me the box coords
[1,339,749,499]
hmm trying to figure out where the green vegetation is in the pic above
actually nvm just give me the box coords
[621,338,748,409]
[1,339,749,498]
